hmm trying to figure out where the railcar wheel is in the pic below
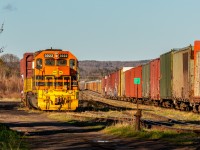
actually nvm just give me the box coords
[192,105,198,113]
[185,106,190,111]
[198,105,200,113]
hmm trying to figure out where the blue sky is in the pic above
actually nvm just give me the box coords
[0,0,200,61]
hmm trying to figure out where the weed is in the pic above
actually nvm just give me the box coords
[0,124,28,150]
[103,123,199,145]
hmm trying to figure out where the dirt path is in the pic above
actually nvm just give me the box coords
[0,100,199,150]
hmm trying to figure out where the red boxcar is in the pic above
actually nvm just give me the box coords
[20,53,34,78]
[125,69,131,97]
[150,58,160,100]
[105,74,110,96]
[125,68,133,97]
[106,71,120,97]
[194,41,200,103]
[125,66,142,98]
[101,76,107,95]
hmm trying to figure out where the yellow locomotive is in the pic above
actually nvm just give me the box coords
[20,49,79,110]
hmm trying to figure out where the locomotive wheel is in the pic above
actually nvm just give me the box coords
[26,92,38,109]
[25,94,31,109]
[192,105,198,113]
[185,106,190,111]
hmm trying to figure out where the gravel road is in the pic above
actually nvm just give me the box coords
[0,100,199,150]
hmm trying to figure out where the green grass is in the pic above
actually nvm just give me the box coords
[46,111,200,145]
[104,123,199,145]
[0,124,27,150]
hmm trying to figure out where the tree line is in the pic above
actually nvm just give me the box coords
[79,60,149,81]
[0,54,21,98]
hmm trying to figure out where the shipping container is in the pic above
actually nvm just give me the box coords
[101,76,107,95]
[79,81,85,90]
[106,71,120,97]
[85,80,101,93]
[125,66,142,98]
[107,73,113,96]
[142,63,150,98]
[120,67,133,97]
[110,72,116,96]
[132,65,142,98]
[194,41,200,102]
[95,80,101,93]
[125,69,132,97]
[106,74,111,96]
[150,58,160,100]
[160,50,175,99]
[172,46,194,101]
[97,80,102,93]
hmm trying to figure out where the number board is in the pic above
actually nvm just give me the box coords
[59,54,68,58]
[44,54,54,58]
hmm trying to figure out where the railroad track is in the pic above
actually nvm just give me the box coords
[64,111,200,134]
[79,90,200,134]
[77,99,133,112]
[82,90,200,113]
[79,90,135,110]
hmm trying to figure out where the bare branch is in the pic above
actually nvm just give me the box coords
[0,46,5,53]
[0,22,4,53]
[0,22,3,34]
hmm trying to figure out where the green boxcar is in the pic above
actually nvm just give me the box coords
[160,50,175,99]
[142,63,150,98]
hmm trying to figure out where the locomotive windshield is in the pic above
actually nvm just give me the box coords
[57,59,67,66]
[45,58,67,66]
[45,58,55,66]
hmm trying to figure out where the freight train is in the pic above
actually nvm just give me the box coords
[20,49,79,111]
[84,41,200,113]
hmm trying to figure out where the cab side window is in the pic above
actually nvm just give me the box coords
[36,58,42,69]
[70,59,75,69]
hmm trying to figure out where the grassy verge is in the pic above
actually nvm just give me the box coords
[45,111,200,145]
[0,124,28,150]
[103,123,200,145]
